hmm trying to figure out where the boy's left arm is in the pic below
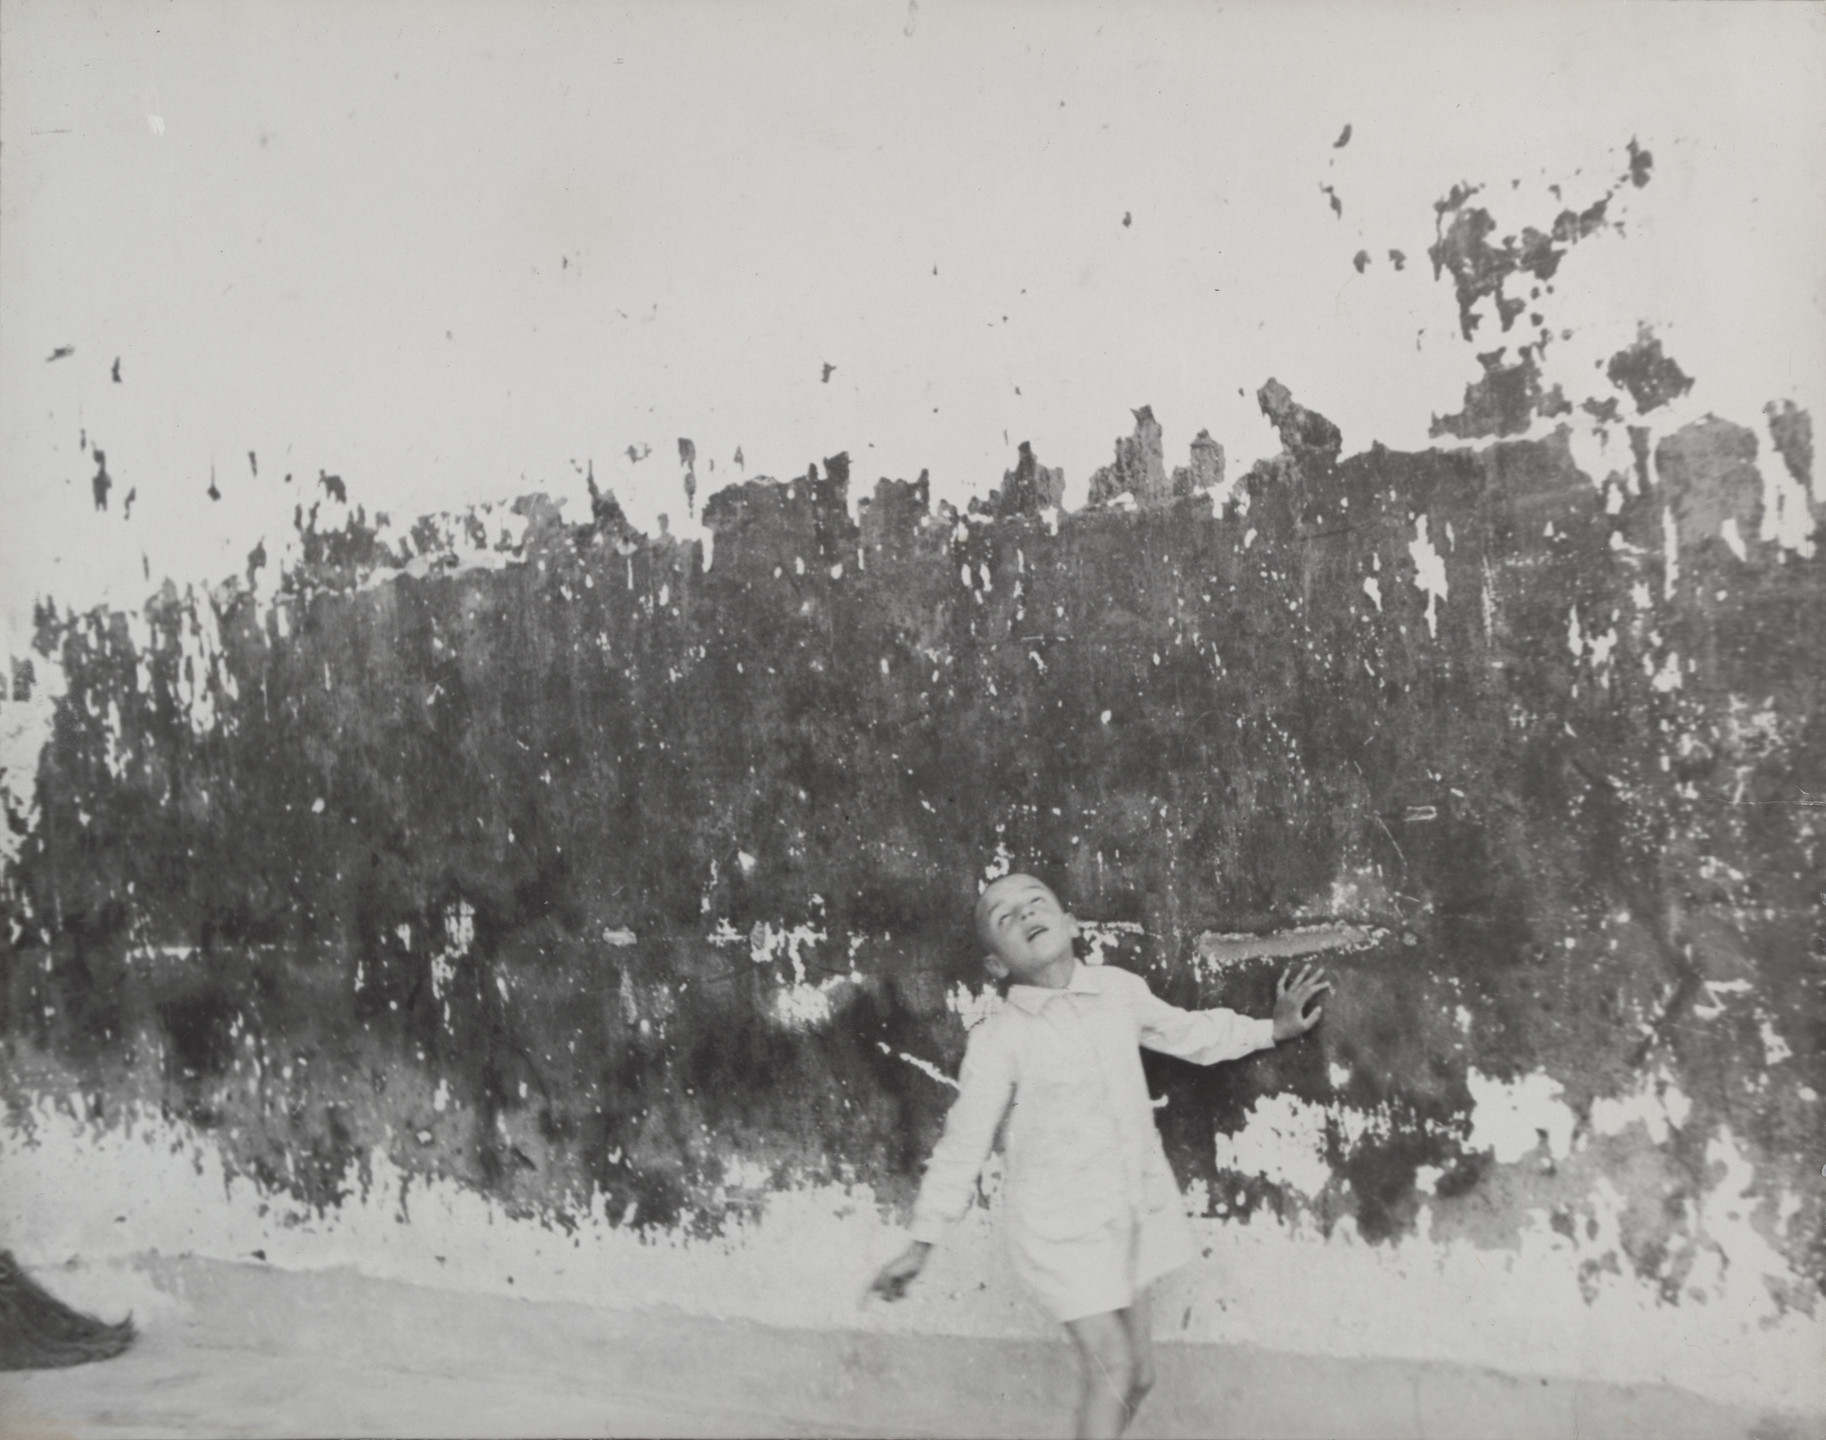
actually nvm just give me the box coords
[1128,963,1330,1064]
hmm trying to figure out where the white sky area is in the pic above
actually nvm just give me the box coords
[3,1,1822,645]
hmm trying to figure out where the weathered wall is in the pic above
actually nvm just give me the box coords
[3,158,1823,1411]
[4,382,1822,1402]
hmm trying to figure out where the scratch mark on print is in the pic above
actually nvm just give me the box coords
[877,1043,957,1091]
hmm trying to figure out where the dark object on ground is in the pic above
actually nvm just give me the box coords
[0,1251,136,1370]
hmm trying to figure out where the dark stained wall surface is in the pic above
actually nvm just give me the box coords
[3,380,1820,1312]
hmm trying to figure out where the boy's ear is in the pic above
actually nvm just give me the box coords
[1064,912,1080,939]
[983,953,1009,980]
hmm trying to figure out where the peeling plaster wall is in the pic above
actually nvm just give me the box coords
[3,151,1823,1409]
[3,389,1821,1406]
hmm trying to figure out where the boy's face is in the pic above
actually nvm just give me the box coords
[976,873,1078,982]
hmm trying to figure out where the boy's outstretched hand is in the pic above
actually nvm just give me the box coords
[1272,962,1332,1041]
[869,1241,931,1302]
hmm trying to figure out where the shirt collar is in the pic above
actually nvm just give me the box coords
[1005,960,1107,1014]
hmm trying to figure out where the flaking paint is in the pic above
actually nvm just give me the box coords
[2,153,1822,1410]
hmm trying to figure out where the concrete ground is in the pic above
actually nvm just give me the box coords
[0,1256,1815,1440]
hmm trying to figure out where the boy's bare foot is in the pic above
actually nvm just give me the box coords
[868,1241,930,1301]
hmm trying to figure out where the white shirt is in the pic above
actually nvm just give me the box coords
[909,961,1275,1247]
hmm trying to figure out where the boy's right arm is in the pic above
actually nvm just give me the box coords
[906,1020,1017,1242]
[871,1022,1015,1299]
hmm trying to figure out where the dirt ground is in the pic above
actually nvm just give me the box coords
[0,1255,1814,1439]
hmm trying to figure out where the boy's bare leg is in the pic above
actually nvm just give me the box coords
[1064,1310,1136,1439]
[1121,1286,1156,1423]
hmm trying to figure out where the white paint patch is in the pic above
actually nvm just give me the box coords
[148,591,240,739]
[1564,603,1618,682]
[425,900,475,1025]
[1328,1098,1440,1153]
[1314,868,1395,923]
[1407,514,1448,639]
[384,504,533,586]
[443,901,475,956]
[1586,624,1616,675]
[1362,576,1382,611]
[130,943,196,964]
[1077,919,1142,967]
[946,982,1003,1032]
[1588,1066,1692,1147]
[1465,1068,1574,1164]
[0,649,66,870]
[1214,1092,1333,1199]
[771,976,847,1030]
[100,697,128,780]
[1662,505,1680,598]
[1719,516,1748,562]
[1758,1013,1793,1066]
[746,919,827,986]
[600,926,637,947]
[982,836,1014,884]
[1564,421,1622,489]
[720,1156,773,1191]
[3,1100,1821,1413]
[1759,435,1819,557]
[1686,1125,1805,1333]
[1692,977,1753,1021]
[1724,696,1783,748]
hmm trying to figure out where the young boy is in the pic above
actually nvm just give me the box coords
[870,872,1330,1439]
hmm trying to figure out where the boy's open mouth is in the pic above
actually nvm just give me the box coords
[1024,921,1049,942]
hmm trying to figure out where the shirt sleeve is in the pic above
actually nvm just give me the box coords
[1124,969,1277,1065]
[907,1021,1017,1245]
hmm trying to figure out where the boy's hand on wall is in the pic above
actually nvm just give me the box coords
[869,1242,931,1301]
[1272,963,1331,1041]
